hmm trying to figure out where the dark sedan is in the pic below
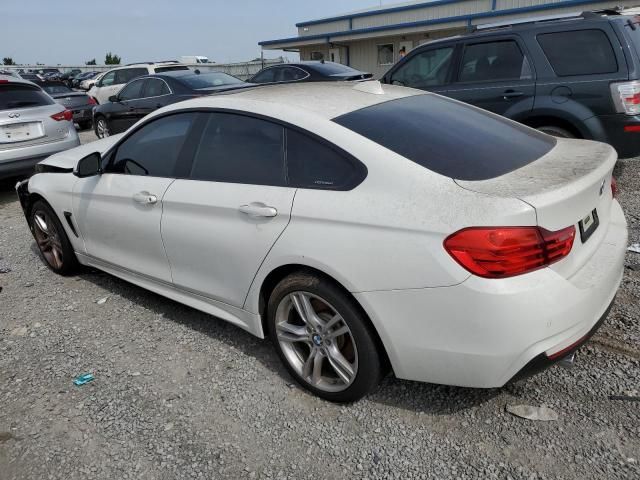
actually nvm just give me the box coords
[248,61,372,84]
[92,70,250,138]
[37,81,96,130]
[71,71,99,89]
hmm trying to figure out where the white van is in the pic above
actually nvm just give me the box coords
[179,56,211,64]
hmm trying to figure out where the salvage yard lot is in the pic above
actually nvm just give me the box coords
[0,130,639,480]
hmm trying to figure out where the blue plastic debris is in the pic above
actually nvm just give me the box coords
[73,373,95,386]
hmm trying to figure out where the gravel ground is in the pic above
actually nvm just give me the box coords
[0,129,638,480]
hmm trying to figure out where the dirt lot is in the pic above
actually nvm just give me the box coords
[0,130,639,480]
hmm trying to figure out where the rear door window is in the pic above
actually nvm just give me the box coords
[115,68,147,85]
[459,40,531,82]
[144,78,170,97]
[286,129,365,190]
[333,94,555,181]
[390,46,455,88]
[537,30,617,76]
[189,113,286,186]
[0,84,54,110]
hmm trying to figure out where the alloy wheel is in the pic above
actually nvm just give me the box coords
[96,118,110,138]
[32,210,64,270]
[275,291,358,392]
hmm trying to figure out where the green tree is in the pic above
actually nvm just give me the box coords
[85,58,97,65]
[3,57,16,65]
[104,52,121,65]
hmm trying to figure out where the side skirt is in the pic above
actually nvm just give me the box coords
[76,252,265,339]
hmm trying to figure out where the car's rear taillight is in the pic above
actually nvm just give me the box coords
[444,226,576,279]
[51,109,73,121]
[611,81,640,115]
[611,176,618,198]
[88,96,97,105]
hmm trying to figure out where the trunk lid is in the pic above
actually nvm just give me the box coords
[456,139,617,278]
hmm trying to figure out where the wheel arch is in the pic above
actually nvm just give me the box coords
[256,263,392,373]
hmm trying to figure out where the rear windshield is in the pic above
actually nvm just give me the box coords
[311,63,362,75]
[618,16,640,55]
[41,84,72,94]
[0,84,54,111]
[333,94,556,181]
[179,72,243,89]
[154,65,190,73]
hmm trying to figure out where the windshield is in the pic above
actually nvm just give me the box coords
[312,63,363,75]
[333,94,555,181]
[0,84,55,111]
[42,84,73,94]
[179,72,243,89]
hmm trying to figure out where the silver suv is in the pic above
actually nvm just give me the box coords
[0,75,80,179]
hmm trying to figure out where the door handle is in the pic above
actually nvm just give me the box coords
[503,90,524,100]
[239,202,277,218]
[133,191,158,205]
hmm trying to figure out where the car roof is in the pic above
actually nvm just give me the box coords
[0,74,38,87]
[163,81,421,119]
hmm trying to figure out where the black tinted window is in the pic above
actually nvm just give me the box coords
[144,78,170,97]
[287,130,363,189]
[153,66,189,73]
[42,84,72,94]
[190,113,285,186]
[391,47,454,88]
[179,72,243,89]
[333,94,555,181]
[118,80,145,100]
[460,41,530,82]
[115,68,147,84]
[109,113,195,177]
[0,85,54,110]
[250,68,276,83]
[274,67,307,82]
[537,30,617,76]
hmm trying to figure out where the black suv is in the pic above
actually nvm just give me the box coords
[381,9,640,158]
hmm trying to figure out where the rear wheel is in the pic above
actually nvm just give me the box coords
[30,200,79,275]
[95,117,110,139]
[268,272,384,402]
[536,125,576,138]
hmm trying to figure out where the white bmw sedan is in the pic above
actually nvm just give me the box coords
[16,82,627,402]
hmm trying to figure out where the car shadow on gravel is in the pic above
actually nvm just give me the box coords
[0,178,22,207]
[60,258,500,414]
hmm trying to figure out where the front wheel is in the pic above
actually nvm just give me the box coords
[30,200,79,275]
[268,272,384,402]
[95,117,110,138]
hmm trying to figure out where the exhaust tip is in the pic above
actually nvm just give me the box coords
[558,352,576,369]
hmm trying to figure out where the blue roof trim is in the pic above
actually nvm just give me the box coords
[296,0,472,27]
[261,0,605,46]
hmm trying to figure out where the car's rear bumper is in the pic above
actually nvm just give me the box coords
[354,201,627,388]
[590,113,640,158]
[0,130,80,179]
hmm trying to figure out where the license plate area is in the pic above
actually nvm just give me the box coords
[0,121,44,143]
[579,208,599,243]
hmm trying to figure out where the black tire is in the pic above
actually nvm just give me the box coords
[29,200,79,276]
[94,116,110,139]
[536,125,576,138]
[267,272,384,402]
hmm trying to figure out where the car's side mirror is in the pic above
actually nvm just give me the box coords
[108,95,118,103]
[74,152,102,178]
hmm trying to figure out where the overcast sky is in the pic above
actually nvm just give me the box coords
[0,0,394,66]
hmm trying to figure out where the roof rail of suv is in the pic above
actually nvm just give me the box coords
[474,8,624,32]
[125,60,180,66]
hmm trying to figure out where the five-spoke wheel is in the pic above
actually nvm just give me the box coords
[268,272,385,402]
[30,200,78,275]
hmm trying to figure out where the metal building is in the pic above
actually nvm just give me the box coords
[260,0,639,78]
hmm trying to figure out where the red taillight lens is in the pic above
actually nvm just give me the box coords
[611,176,618,198]
[444,226,576,279]
[51,109,73,121]
[88,97,97,105]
